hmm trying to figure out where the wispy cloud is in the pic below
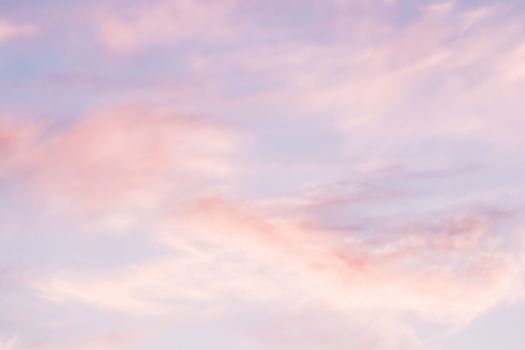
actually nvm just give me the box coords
[34,196,524,343]
[99,0,241,54]
[0,20,36,43]
[0,336,17,350]
[2,1,525,349]
[0,105,243,231]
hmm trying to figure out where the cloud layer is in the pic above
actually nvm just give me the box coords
[1,1,525,350]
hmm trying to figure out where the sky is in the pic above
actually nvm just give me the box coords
[1,0,525,349]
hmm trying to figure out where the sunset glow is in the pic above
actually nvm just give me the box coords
[1,1,525,349]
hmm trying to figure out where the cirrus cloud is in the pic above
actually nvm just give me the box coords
[0,20,36,43]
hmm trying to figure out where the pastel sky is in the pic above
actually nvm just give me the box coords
[1,0,525,349]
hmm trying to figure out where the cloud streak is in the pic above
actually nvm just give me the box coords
[0,20,36,43]
[36,197,525,328]
[0,105,243,230]
[2,1,525,350]
[99,0,241,54]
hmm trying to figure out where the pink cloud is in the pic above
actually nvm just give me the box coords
[181,198,524,324]
[0,20,36,43]
[255,311,425,350]
[208,1,525,166]
[9,329,150,350]
[35,196,524,328]
[0,336,16,350]
[99,0,241,54]
[4,1,525,349]
[2,105,242,217]
[0,116,44,178]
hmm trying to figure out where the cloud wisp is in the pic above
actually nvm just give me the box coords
[0,19,36,43]
[2,1,525,350]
